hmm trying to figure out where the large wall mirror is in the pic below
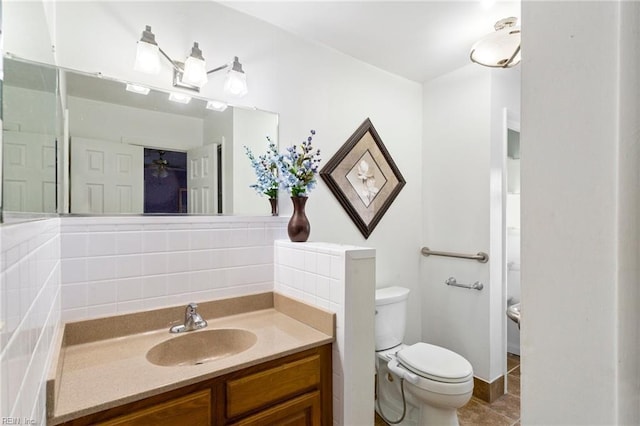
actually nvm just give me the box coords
[2,56,279,220]
[2,57,60,218]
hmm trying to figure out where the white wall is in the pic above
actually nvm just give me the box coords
[521,1,640,423]
[0,219,61,423]
[422,64,519,383]
[616,1,640,423]
[422,65,492,380]
[53,1,423,342]
[3,0,55,65]
[232,108,279,215]
[67,96,203,151]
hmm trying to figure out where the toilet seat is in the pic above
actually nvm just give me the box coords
[397,342,473,384]
[387,358,474,396]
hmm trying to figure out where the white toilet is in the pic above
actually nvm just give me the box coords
[375,286,474,426]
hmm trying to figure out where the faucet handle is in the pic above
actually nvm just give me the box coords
[185,303,198,322]
[171,303,206,333]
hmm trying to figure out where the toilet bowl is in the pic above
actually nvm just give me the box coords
[375,287,474,426]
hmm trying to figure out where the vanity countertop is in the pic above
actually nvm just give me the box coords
[46,292,335,425]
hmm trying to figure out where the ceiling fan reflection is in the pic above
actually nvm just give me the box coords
[146,150,185,178]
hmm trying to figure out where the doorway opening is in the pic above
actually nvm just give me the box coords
[144,148,187,213]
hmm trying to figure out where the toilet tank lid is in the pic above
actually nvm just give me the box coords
[375,286,410,305]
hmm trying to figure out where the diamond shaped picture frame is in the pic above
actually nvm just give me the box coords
[320,118,406,239]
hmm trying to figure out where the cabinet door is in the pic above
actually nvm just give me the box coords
[96,389,211,426]
[226,354,320,418]
[229,391,321,426]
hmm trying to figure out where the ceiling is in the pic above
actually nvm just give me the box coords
[221,1,521,83]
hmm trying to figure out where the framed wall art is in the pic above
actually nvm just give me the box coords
[320,118,405,238]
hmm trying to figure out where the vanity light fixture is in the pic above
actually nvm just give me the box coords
[125,83,150,95]
[206,100,228,112]
[470,17,521,68]
[134,25,248,96]
[168,92,192,104]
[223,57,248,97]
[133,26,161,74]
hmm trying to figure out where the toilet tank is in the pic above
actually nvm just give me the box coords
[375,286,410,351]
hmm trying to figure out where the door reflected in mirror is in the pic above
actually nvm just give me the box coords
[2,56,279,218]
[2,58,60,215]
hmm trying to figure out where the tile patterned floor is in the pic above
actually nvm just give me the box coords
[375,353,521,426]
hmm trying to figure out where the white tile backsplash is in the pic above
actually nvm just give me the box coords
[115,231,143,254]
[88,281,117,305]
[87,256,117,281]
[1,219,61,423]
[274,240,376,426]
[59,216,288,321]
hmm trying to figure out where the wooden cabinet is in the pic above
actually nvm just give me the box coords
[225,354,321,418]
[62,344,331,426]
[96,390,211,426]
[228,391,320,426]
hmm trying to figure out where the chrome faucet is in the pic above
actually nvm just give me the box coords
[169,303,208,333]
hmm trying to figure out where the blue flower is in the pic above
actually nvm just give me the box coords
[279,130,322,197]
[245,139,281,199]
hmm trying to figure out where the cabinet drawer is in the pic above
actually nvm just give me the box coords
[226,354,320,418]
[96,389,211,426]
[229,391,321,426]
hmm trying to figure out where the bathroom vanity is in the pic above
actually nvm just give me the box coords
[46,293,334,425]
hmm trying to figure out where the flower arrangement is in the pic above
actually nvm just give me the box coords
[246,130,321,240]
[279,130,322,197]
[246,130,322,198]
[244,137,282,199]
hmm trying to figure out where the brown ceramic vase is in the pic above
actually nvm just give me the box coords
[288,196,310,242]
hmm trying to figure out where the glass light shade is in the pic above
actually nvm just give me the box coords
[224,69,248,97]
[134,41,161,74]
[182,56,208,87]
[206,100,228,111]
[125,83,150,95]
[470,26,521,68]
[168,92,192,104]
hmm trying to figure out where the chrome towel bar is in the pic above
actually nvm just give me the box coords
[445,277,484,291]
[420,247,489,263]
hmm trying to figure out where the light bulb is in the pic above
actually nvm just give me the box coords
[224,69,248,97]
[134,41,161,74]
[134,26,161,74]
[181,43,208,87]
